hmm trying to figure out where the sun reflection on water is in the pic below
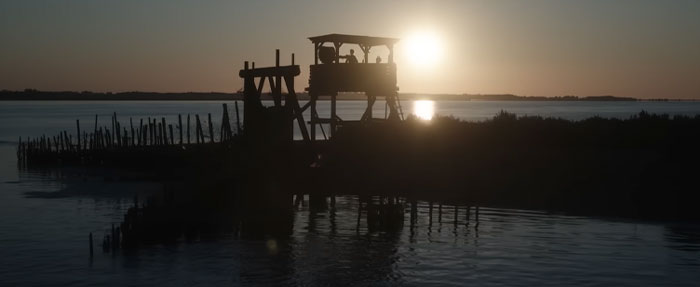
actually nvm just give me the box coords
[413,100,435,120]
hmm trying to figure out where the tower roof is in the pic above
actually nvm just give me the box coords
[308,34,399,46]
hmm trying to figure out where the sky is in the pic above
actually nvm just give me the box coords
[1,0,699,99]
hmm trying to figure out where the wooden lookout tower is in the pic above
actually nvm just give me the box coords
[238,34,403,145]
[307,34,404,141]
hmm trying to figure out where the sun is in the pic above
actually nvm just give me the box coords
[402,30,444,68]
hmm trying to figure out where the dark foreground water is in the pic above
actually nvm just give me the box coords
[1,101,700,286]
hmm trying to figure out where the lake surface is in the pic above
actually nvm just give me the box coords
[1,101,700,286]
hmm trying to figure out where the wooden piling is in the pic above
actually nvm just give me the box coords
[169,124,174,145]
[178,114,183,145]
[111,113,116,145]
[234,101,241,133]
[208,113,214,143]
[160,118,166,145]
[89,232,93,257]
[148,118,153,145]
[76,119,81,151]
[187,114,191,145]
[130,118,135,146]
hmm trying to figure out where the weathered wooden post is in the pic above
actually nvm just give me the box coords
[187,114,191,145]
[161,118,167,145]
[208,113,214,143]
[89,232,93,257]
[178,114,183,145]
[195,115,202,144]
[76,119,81,151]
[169,124,174,145]
[234,101,241,134]
[130,118,135,146]
[148,117,153,145]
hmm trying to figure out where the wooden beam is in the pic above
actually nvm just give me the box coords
[300,100,312,112]
[257,76,266,94]
[238,65,300,78]
[284,76,310,143]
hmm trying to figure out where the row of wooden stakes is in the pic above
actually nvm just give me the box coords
[17,102,243,165]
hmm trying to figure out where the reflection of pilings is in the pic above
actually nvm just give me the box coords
[438,203,442,223]
[428,202,433,224]
[410,200,417,226]
[475,206,480,228]
[466,205,471,226]
[294,194,304,207]
[454,205,458,226]
[356,197,362,231]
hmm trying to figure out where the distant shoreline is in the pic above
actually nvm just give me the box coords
[0,90,694,102]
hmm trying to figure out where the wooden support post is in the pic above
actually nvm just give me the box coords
[187,114,191,144]
[89,232,93,257]
[283,76,310,142]
[116,119,121,147]
[148,118,153,145]
[169,124,174,145]
[310,92,317,141]
[257,77,266,95]
[220,104,229,142]
[234,101,241,134]
[273,49,282,107]
[130,118,135,146]
[111,113,115,146]
[208,113,214,143]
[195,115,202,144]
[314,42,318,65]
[438,204,442,223]
[178,114,183,145]
[331,92,337,136]
[76,119,81,151]
[157,122,162,146]
[161,118,167,145]
[139,119,144,146]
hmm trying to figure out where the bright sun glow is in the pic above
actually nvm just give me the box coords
[403,30,444,68]
[413,100,435,120]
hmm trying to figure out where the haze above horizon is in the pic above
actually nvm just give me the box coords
[1,0,699,99]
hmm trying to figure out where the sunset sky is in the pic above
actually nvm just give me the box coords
[1,0,699,99]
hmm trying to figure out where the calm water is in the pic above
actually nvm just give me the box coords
[1,101,700,286]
